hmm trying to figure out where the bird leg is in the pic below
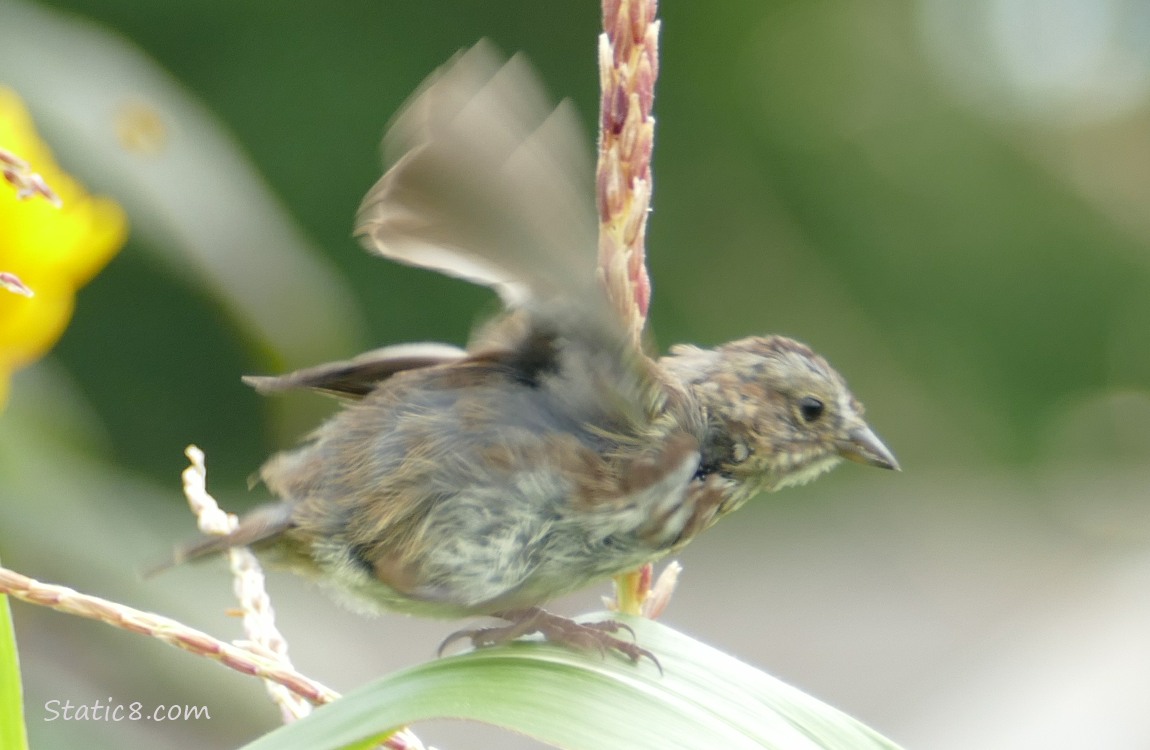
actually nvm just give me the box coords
[439,607,660,670]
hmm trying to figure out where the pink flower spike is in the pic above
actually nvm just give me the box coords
[596,0,659,341]
[0,272,34,297]
[641,561,682,620]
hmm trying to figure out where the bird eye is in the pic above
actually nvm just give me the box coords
[798,396,824,422]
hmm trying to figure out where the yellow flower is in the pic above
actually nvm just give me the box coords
[0,88,127,406]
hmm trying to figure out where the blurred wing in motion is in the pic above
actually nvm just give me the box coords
[354,40,600,310]
[352,42,664,433]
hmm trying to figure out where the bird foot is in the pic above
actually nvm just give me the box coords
[439,607,661,671]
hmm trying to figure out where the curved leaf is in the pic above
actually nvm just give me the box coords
[241,614,903,750]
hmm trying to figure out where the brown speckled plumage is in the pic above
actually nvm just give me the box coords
[168,43,897,661]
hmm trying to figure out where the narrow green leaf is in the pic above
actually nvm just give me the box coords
[240,614,903,750]
[0,559,30,750]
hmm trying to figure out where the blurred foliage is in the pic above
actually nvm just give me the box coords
[13,0,1145,488]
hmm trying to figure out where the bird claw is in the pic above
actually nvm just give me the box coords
[437,608,661,673]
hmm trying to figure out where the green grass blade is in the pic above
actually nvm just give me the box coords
[240,614,903,750]
[0,562,29,750]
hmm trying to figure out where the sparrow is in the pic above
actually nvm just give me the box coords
[169,41,898,664]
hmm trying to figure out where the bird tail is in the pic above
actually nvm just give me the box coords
[144,502,295,578]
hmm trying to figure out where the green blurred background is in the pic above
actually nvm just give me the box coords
[2,0,1149,748]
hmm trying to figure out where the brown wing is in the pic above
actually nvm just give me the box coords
[354,40,600,312]
[352,41,659,428]
[243,342,466,398]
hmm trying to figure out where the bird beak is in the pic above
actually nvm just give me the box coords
[838,425,900,471]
